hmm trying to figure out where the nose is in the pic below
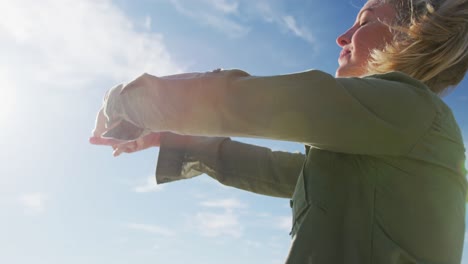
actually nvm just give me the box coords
[336,28,352,47]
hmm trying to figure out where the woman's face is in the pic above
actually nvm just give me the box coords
[335,0,396,77]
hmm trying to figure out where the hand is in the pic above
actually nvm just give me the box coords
[90,132,161,157]
[111,132,161,157]
[90,74,157,143]
[89,103,159,155]
[89,106,129,146]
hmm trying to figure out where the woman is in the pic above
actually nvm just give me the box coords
[91,0,468,263]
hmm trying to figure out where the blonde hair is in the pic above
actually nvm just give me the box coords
[368,0,468,95]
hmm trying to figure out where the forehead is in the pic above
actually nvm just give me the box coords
[363,0,384,9]
[357,0,396,21]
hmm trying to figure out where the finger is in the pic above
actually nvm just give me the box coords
[126,141,138,152]
[113,147,123,157]
[89,136,126,146]
[113,143,132,157]
[90,136,111,145]
[113,141,138,156]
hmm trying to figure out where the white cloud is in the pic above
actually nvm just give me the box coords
[282,16,315,44]
[126,223,175,237]
[275,216,292,232]
[19,192,47,214]
[203,0,239,14]
[248,1,316,44]
[200,198,247,210]
[194,210,243,238]
[144,16,152,31]
[245,240,262,248]
[0,0,183,90]
[252,1,276,23]
[191,198,247,238]
[169,0,249,38]
[134,176,164,193]
[167,0,316,44]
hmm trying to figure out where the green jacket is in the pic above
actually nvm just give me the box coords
[107,69,467,263]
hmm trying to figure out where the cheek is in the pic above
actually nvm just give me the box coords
[352,37,373,63]
[353,30,387,60]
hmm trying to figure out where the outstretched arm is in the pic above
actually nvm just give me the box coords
[98,70,435,156]
[156,133,305,198]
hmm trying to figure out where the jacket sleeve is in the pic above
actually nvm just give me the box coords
[104,70,436,156]
[156,132,305,198]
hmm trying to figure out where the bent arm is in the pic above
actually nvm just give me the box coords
[156,132,305,198]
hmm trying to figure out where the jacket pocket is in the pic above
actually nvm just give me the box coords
[289,170,310,237]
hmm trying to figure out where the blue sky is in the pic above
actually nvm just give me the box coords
[0,0,467,263]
